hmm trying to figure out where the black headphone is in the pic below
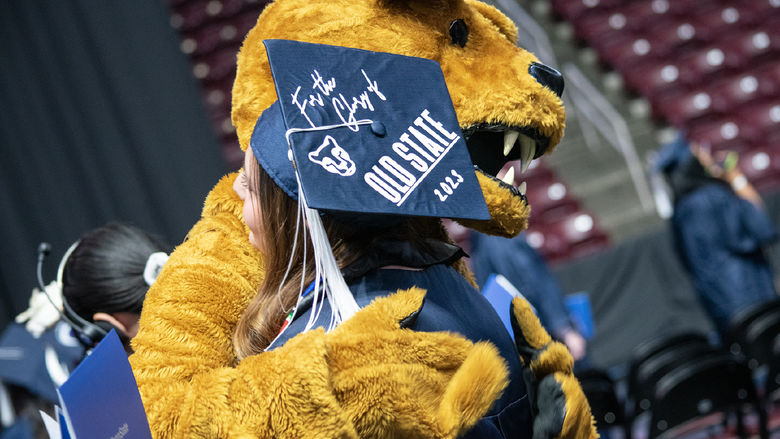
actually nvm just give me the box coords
[36,242,124,348]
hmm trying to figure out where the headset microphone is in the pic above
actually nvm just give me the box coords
[36,242,54,302]
[38,242,52,258]
[36,241,111,348]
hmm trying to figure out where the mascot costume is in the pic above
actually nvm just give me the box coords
[129,0,597,437]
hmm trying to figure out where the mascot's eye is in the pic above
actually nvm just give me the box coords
[449,19,469,48]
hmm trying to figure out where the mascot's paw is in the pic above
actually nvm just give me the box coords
[326,289,509,438]
[510,296,599,439]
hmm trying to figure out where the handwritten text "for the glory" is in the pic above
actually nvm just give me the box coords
[291,69,386,130]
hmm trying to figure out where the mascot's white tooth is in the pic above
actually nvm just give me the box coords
[518,181,527,195]
[520,135,535,173]
[503,130,520,157]
[501,166,515,185]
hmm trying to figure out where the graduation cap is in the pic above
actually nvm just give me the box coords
[653,132,694,174]
[0,322,83,403]
[251,39,489,222]
[249,40,489,340]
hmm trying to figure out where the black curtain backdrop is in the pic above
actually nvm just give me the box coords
[553,190,780,372]
[0,2,227,328]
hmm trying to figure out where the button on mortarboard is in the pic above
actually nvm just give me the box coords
[251,40,490,222]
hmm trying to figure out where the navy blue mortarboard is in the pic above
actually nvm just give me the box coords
[654,132,693,174]
[250,39,490,222]
[0,322,83,403]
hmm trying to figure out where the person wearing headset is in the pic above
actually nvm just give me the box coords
[1,222,169,437]
[55,222,170,349]
[16,221,169,351]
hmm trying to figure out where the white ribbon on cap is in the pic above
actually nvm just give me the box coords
[143,252,169,286]
[265,119,374,350]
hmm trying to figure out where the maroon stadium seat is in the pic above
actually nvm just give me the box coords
[573,9,628,44]
[532,211,609,263]
[687,117,751,154]
[594,33,657,71]
[170,0,248,31]
[656,88,718,127]
[524,227,572,264]
[525,180,581,224]
[622,59,686,98]
[718,28,778,68]
[753,61,780,97]
[183,23,231,57]
[551,0,622,21]
[691,5,758,42]
[706,73,765,114]
[615,0,674,29]
[641,17,701,57]
[192,48,238,82]
[677,43,732,85]
[736,100,780,143]
[738,146,780,193]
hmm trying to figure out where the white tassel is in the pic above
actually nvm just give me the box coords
[298,173,359,331]
[265,120,373,349]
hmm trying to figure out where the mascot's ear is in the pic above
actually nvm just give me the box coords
[465,0,519,44]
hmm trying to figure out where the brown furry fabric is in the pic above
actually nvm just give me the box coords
[510,297,599,439]
[232,0,565,237]
[130,0,573,436]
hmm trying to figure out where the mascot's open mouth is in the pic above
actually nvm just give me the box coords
[463,123,550,201]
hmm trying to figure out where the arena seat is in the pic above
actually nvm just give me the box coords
[649,353,767,439]
[192,48,237,82]
[719,28,779,68]
[728,145,780,193]
[614,0,674,28]
[524,227,572,263]
[725,301,780,371]
[737,100,780,143]
[571,10,618,43]
[765,335,780,402]
[627,340,718,436]
[575,369,626,434]
[550,0,622,21]
[640,17,701,57]
[687,117,751,154]
[537,211,609,262]
[677,43,732,85]
[622,59,685,98]
[655,88,718,127]
[724,299,780,364]
[594,34,656,71]
[690,5,758,42]
[707,73,764,114]
[525,180,581,224]
[754,61,780,97]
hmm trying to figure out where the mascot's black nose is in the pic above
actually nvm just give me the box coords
[528,62,564,97]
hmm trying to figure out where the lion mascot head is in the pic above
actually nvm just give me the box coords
[232,0,566,237]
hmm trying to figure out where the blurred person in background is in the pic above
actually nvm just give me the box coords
[0,222,168,438]
[657,134,778,337]
[444,220,588,362]
[469,231,589,362]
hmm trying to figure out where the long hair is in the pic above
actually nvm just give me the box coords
[233,157,438,359]
[665,156,730,203]
[62,222,168,321]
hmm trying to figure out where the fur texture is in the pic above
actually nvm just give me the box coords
[130,0,575,437]
[232,0,566,237]
[510,297,599,439]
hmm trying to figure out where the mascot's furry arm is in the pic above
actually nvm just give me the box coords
[129,174,510,439]
[511,297,599,439]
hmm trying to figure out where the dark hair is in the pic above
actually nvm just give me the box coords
[61,222,168,322]
[664,156,730,203]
